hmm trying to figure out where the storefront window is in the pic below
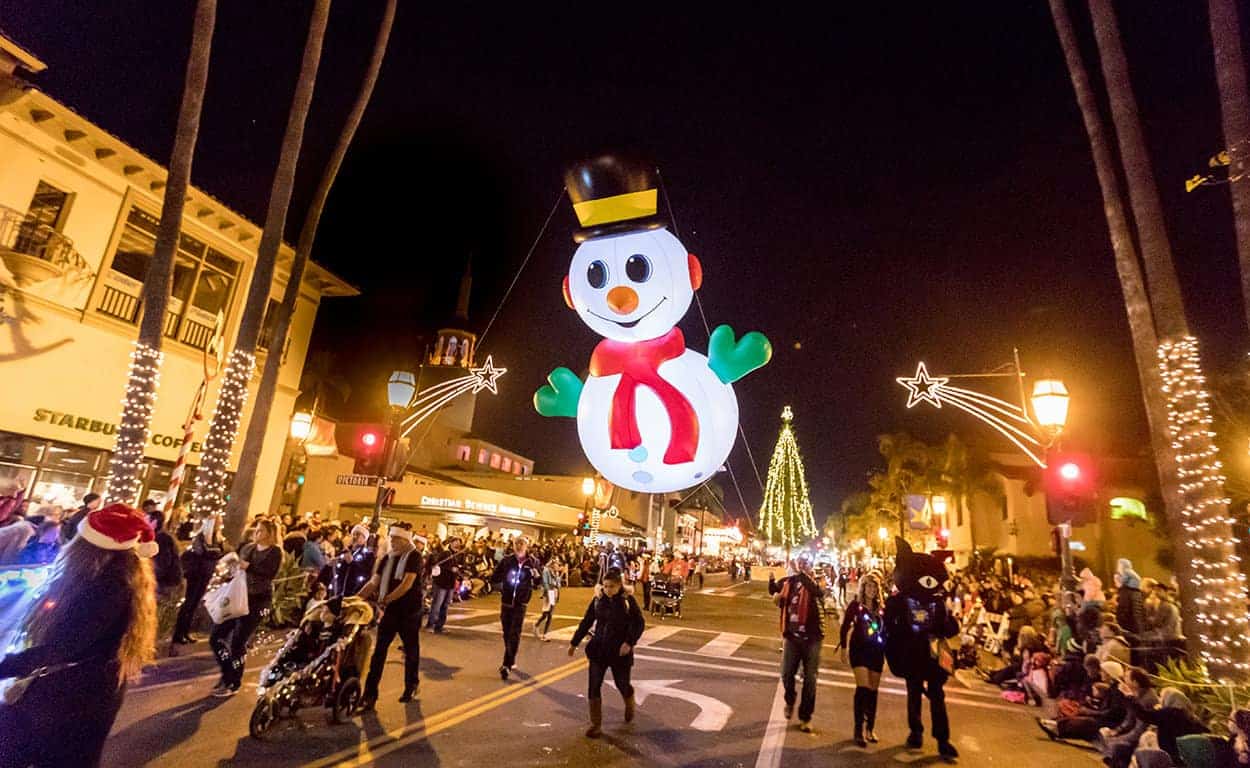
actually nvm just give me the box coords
[490,453,501,469]
[100,207,238,349]
[0,433,43,465]
[42,443,104,473]
[31,468,92,506]
[478,448,488,465]
[501,457,512,472]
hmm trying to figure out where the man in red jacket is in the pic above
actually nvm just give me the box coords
[773,556,825,733]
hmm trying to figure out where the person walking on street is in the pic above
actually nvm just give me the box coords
[838,571,886,746]
[774,556,825,733]
[640,553,653,611]
[0,503,158,768]
[535,556,561,641]
[143,503,183,617]
[695,557,707,590]
[359,524,424,708]
[209,519,282,697]
[493,536,541,680]
[171,511,224,646]
[569,569,645,738]
[329,524,375,598]
[426,536,462,633]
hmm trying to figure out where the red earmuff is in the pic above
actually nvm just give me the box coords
[688,253,703,291]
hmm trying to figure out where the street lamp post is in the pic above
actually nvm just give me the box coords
[1030,377,1074,600]
[372,370,417,534]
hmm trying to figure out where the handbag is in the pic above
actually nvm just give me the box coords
[205,570,249,624]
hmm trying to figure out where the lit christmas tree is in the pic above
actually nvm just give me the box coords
[758,406,818,557]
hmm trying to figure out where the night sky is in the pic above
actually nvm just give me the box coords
[8,2,1248,523]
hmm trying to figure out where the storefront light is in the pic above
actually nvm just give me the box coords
[290,411,313,441]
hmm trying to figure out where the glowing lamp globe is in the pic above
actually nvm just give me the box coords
[878,526,889,542]
[1031,378,1070,431]
[582,477,595,497]
[290,411,313,441]
[931,495,948,517]
[387,370,417,410]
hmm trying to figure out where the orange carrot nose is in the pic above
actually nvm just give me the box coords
[606,286,639,315]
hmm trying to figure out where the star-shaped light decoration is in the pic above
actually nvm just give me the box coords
[896,362,948,409]
[781,405,794,423]
[469,355,508,394]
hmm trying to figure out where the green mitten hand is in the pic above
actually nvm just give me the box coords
[534,367,583,418]
[708,325,773,384]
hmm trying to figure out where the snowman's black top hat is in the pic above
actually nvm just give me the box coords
[564,155,667,242]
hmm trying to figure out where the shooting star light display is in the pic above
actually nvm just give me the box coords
[896,361,1047,468]
[399,355,507,440]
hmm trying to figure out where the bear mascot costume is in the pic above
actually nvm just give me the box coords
[884,537,960,761]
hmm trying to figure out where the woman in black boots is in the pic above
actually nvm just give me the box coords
[569,569,645,737]
[839,571,886,747]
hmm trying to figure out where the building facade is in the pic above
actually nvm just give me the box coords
[940,453,1170,580]
[0,38,355,514]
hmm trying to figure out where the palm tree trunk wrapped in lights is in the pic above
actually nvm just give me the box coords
[103,0,217,504]
[1054,0,1250,680]
[224,0,396,529]
[194,0,330,540]
[758,406,818,561]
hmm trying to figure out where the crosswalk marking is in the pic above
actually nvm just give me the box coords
[636,625,683,647]
[543,624,579,641]
[444,608,495,622]
[697,632,750,657]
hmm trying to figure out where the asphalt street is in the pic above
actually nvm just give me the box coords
[103,575,1092,767]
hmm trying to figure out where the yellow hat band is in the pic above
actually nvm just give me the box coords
[572,189,658,227]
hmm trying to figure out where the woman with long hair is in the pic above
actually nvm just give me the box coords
[208,517,282,696]
[535,555,561,641]
[838,571,886,747]
[0,503,157,767]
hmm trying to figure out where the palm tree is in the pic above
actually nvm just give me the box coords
[1047,0,1189,633]
[1207,0,1250,329]
[195,0,331,543]
[868,433,932,542]
[1070,0,1246,677]
[224,0,397,531]
[103,0,216,504]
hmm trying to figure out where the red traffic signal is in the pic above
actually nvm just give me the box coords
[1044,452,1099,526]
[340,422,387,477]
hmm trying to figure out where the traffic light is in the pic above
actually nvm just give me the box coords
[1044,452,1099,526]
[347,423,387,476]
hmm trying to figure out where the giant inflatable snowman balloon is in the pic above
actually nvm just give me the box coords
[534,156,772,493]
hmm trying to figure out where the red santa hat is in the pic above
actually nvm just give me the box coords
[77,503,159,558]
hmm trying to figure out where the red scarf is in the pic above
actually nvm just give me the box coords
[589,328,699,465]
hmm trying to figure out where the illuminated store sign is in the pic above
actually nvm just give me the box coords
[33,408,201,452]
[419,495,538,519]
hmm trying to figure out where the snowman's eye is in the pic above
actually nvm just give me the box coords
[625,254,652,283]
[587,260,608,289]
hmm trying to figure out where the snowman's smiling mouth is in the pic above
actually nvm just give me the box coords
[590,297,668,329]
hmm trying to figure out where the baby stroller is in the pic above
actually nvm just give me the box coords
[249,595,376,739]
[650,576,684,619]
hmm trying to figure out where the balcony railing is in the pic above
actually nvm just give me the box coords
[0,204,91,275]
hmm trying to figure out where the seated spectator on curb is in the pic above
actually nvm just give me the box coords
[1126,688,1209,767]
[1037,660,1129,741]
[1097,666,1158,768]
